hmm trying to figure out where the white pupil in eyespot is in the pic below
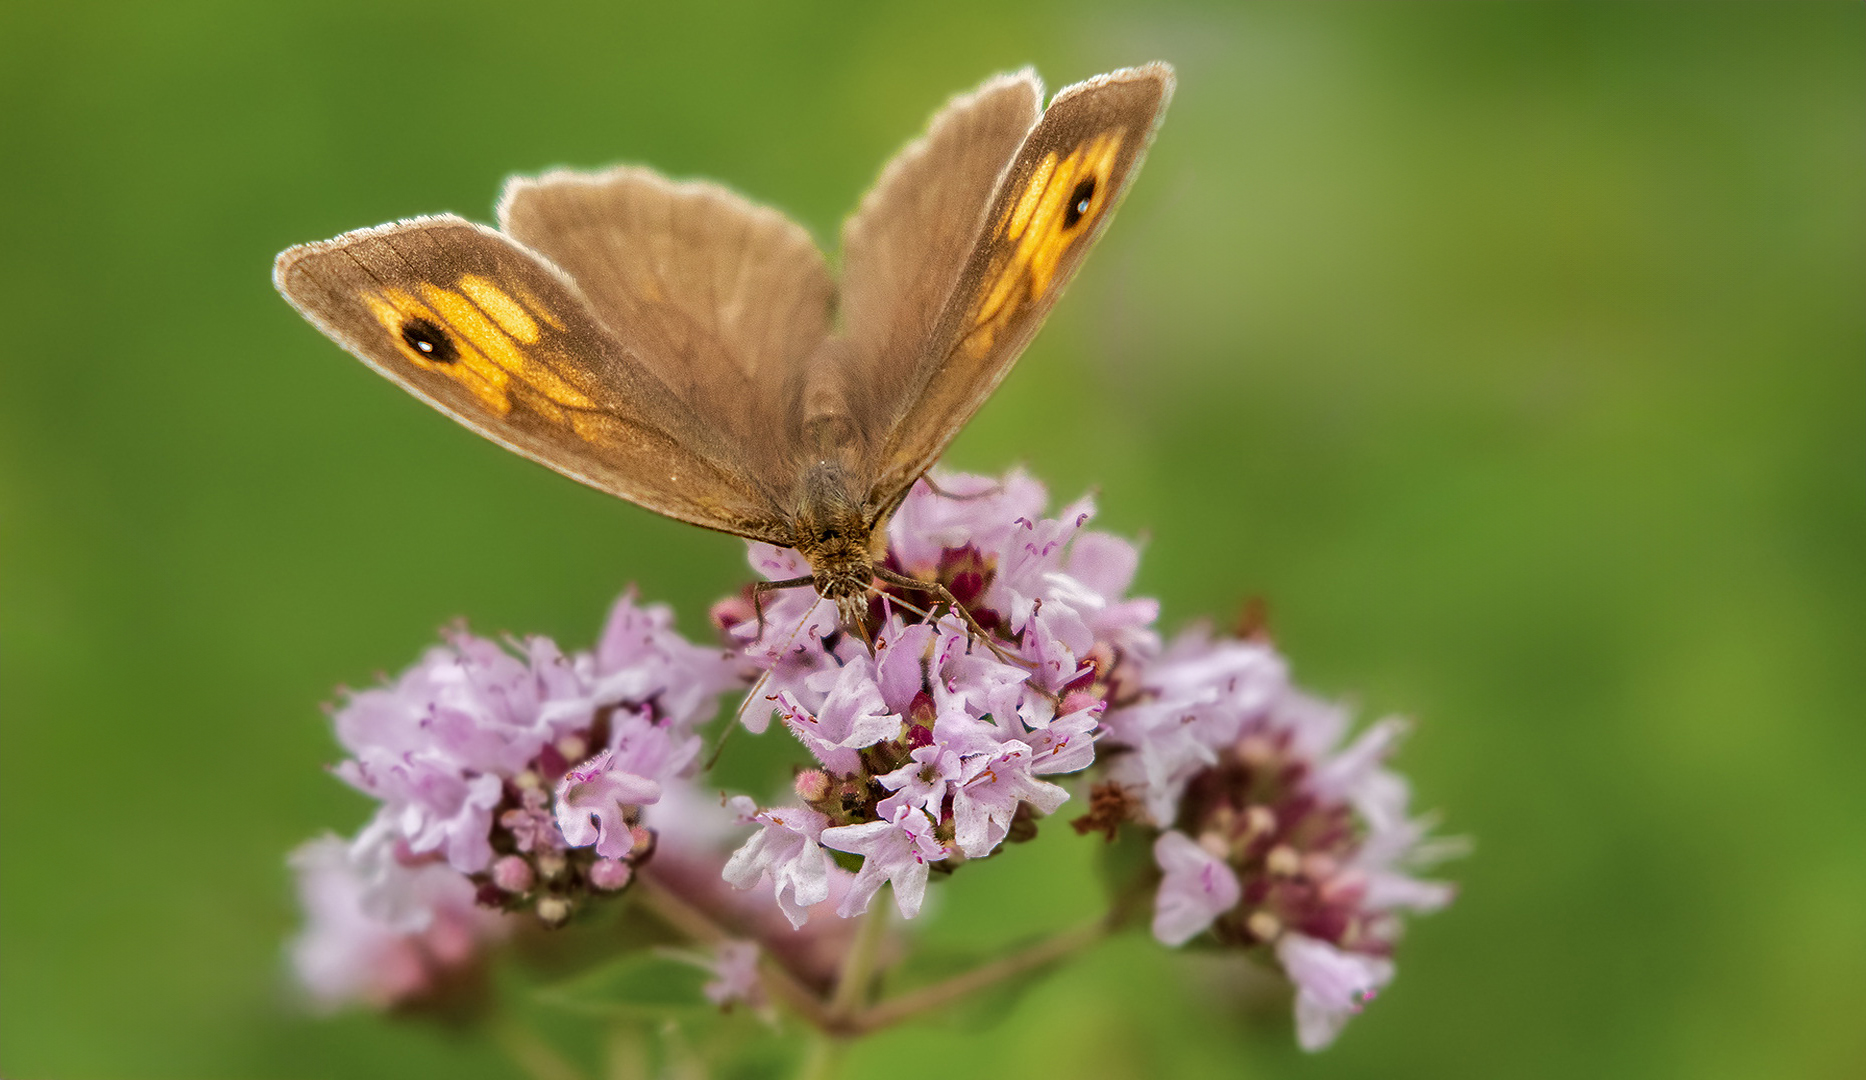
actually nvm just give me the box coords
[415,340,433,353]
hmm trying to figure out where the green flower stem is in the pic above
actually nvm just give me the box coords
[636,866,1120,1059]
[828,899,890,1021]
[795,903,890,1080]
[794,1030,844,1080]
[633,866,835,1031]
[843,914,1112,1036]
[494,1015,589,1080]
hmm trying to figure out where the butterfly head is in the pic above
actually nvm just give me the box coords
[787,462,883,631]
[792,511,875,627]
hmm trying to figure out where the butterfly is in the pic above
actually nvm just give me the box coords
[274,63,1173,637]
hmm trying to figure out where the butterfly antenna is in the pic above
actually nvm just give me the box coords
[725,594,823,743]
[702,700,744,773]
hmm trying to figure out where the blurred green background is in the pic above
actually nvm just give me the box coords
[3,1,1862,1077]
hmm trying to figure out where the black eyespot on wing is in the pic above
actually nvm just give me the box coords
[1063,177,1096,229]
[401,318,457,364]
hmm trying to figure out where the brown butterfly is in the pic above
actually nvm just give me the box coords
[274,64,1173,636]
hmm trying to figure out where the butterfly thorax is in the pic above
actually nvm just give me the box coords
[789,459,880,628]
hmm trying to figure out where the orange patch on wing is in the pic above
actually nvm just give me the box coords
[458,274,541,343]
[964,131,1127,359]
[1002,151,1057,242]
[514,284,566,331]
[419,283,596,411]
[364,288,512,414]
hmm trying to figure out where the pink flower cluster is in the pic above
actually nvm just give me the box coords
[284,467,1456,1051]
[1093,627,1459,1050]
[716,472,1158,926]
[287,591,745,1006]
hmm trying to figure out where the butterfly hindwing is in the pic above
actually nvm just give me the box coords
[499,168,835,498]
[273,215,792,541]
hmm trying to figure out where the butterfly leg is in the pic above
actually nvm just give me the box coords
[727,594,829,744]
[865,587,1061,708]
[752,575,817,637]
[867,585,939,623]
[918,474,1003,501]
[849,606,878,656]
[871,566,1052,691]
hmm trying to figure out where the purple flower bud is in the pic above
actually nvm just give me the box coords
[490,855,533,894]
[588,859,633,891]
[792,769,831,802]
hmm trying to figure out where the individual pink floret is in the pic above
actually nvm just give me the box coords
[554,749,662,860]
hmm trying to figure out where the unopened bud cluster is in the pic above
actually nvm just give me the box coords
[1177,730,1395,951]
[1090,625,1459,1049]
[468,726,660,926]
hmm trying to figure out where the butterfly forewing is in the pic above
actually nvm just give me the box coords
[273,216,791,541]
[861,63,1175,510]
